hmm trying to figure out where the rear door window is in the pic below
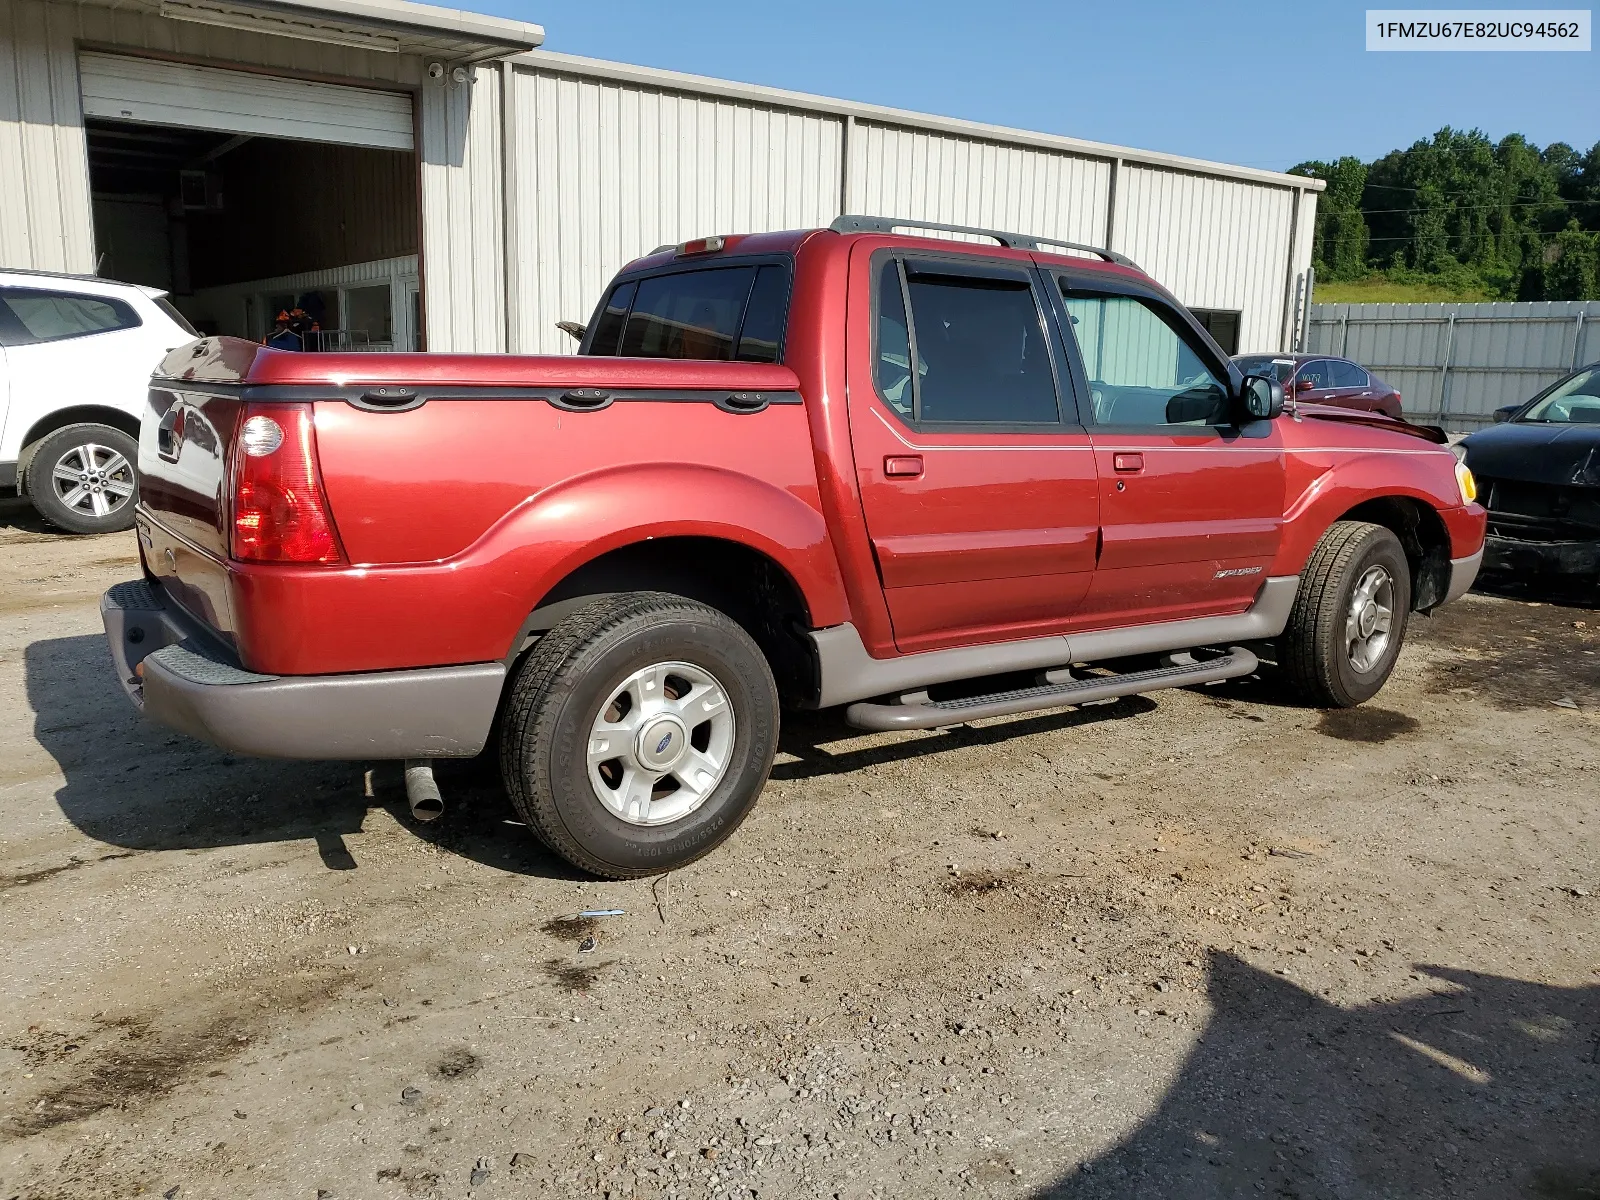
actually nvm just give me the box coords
[874,257,1061,426]
[0,287,141,345]
[588,263,791,362]
[1330,359,1368,389]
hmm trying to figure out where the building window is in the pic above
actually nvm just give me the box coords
[1190,308,1241,355]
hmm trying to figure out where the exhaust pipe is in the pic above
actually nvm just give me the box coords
[404,759,444,822]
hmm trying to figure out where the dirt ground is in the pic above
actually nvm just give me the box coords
[0,500,1595,1200]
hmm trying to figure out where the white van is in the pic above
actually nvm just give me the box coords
[0,270,196,534]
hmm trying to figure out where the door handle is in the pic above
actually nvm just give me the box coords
[1113,452,1144,474]
[884,455,924,479]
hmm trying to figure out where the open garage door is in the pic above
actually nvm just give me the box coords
[78,52,414,151]
[80,52,421,349]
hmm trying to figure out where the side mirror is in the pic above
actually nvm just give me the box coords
[556,320,587,342]
[1240,374,1284,421]
[1492,404,1518,423]
[1296,376,1317,393]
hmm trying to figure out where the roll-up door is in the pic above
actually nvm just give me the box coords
[78,53,414,152]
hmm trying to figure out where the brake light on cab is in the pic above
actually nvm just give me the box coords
[229,403,345,564]
[676,235,725,257]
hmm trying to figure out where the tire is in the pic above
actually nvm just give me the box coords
[25,423,140,535]
[499,592,779,879]
[1280,521,1412,708]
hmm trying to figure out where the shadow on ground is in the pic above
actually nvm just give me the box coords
[1475,573,1600,612]
[24,634,1169,879]
[1036,951,1600,1199]
[773,695,1160,781]
[0,496,71,541]
[21,633,587,880]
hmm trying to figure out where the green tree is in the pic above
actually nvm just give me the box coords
[1542,222,1600,300]
[1305,128,1600,301]
[1291,156,1369,280]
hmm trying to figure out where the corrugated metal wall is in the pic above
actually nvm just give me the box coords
[505,57,1313,357]
[846,123,1110,249]
[509,64,842,354]
[420,64,504,353]
[1306,301,1600,428]
[0,0,94,272]
[1114,166,1296,355]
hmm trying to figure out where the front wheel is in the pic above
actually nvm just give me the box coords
[26,423,140,535]
[499,592,779,879]
[1280,521,1412,707]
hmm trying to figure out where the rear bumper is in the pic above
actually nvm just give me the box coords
[101,579,504,760]
[1481,534,1600,579]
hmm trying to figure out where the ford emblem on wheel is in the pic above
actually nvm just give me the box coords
[656,732,673,754]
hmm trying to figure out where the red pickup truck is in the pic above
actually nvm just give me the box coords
[103,217,1486,879]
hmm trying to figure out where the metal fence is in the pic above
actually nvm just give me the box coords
[1304,301,1600,430]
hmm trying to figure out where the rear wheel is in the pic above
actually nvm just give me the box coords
[26,423,139,535]
[1280,520,1412,707]
[499,592,779,879]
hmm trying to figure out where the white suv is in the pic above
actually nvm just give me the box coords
[0,270,197,534]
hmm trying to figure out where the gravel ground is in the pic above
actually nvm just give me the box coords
[0,501,1596,1200]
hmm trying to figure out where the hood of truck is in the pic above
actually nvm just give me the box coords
[1295,403,1448,444]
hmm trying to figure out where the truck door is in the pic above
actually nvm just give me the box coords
[1048,273,1286,626]
[846,246,1100,654]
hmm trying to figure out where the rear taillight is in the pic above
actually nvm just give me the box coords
[229,403,345,564]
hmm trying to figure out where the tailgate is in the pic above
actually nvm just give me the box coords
[137,381,244,640]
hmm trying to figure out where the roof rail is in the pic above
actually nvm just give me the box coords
[828,214,1138,269]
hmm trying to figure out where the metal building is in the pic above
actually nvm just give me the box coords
[2,0,1321,356]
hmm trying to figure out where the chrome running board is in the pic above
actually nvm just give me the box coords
[809,576,1296,709]
[844,647,1258,731]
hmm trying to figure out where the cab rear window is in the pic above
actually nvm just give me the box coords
[585,264,790,363]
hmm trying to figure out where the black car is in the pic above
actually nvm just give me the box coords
[1458,362,1600,589]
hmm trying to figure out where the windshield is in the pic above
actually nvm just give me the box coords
[1520,367,1600,424]
[1234,355,1296,383]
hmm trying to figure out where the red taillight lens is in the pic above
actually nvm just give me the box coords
[229,403,345,564]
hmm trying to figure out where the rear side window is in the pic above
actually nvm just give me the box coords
[587,263,791,362]
[0,287,141,345]
[586,281,637,356]
[1330,359,1368,388]
[874,257,1060,425]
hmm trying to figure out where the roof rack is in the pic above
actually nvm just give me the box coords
[828,214,1138,269]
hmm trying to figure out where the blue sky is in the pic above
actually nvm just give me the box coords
[473,0,1596,170]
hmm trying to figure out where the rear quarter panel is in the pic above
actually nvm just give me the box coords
[234,397,845,674]
[139,342,851,675]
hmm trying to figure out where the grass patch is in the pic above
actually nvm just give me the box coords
[1313,275,1493,304]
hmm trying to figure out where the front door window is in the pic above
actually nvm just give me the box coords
[1059,294,1230,427]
